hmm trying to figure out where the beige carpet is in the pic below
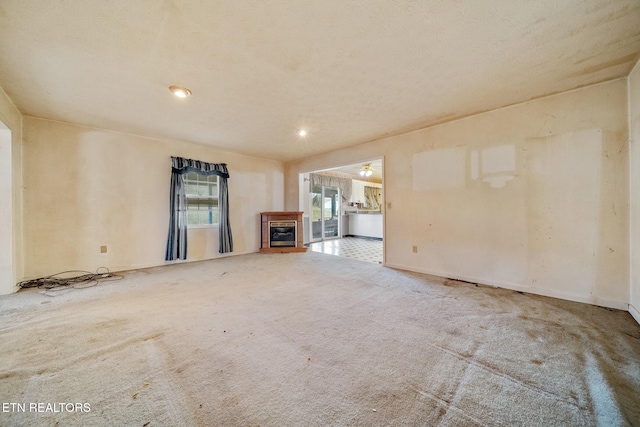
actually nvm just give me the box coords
[1,252,639,426]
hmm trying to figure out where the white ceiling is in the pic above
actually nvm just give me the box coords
[324,159,384,183]
[1,1,639,162]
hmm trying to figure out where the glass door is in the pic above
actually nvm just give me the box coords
[323,187,340,239]
[311,190,323,241]
[310,186,340,242]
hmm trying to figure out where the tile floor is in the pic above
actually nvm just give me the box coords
[308,237,383,264]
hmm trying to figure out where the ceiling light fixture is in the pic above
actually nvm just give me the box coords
[298,129,307,137]
[169,85,192,98]
[359,163,373,177]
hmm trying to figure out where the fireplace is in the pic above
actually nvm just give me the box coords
[260,212,306,253]
[269,220,297,248]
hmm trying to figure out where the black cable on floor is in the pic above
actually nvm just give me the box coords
[16,267,123,290]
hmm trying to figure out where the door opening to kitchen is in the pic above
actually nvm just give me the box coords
[300,158,384,264]
[0,121,12,295]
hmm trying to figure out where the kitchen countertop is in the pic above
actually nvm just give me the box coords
[345,210,382,214]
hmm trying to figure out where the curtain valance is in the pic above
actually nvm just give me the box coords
[309,173,352,202]
[170,156,230,178]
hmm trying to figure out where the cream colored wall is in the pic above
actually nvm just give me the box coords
[286,79,630,309]
[22,117,284,279]
[0,86,23,295]
[629,60,640,322]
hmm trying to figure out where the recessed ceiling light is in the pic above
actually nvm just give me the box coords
[298,129,307,137]
[169,85,192,98]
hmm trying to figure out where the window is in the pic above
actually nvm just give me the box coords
[184,172,219,226]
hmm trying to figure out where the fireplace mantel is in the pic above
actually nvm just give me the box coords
[260,212,307,253]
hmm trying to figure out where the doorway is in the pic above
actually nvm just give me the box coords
[301,158,384,264]
[310,186,340,242]
[0,121,12,294]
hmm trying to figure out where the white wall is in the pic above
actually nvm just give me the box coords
[0,86,23,295]
[285,79,630,309]
[22,117,284,278]
[0,123,12,294]
[629,59,640,322]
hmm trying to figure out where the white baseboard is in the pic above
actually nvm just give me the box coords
[629,304,640,326]
[384,262,629,311]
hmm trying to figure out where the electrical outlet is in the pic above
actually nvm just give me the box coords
[412,245,418,253]
[387,202,392,209]
[100,245,107,254]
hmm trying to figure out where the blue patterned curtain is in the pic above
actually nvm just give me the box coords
[165,156,233,261]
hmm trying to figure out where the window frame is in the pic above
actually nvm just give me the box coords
[184,172,220,228]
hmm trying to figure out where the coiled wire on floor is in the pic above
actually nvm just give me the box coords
[16,267,123,290]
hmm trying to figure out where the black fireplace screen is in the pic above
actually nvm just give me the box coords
[269,220,297,247]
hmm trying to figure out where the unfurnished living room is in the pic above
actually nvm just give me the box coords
[1,1,640,426]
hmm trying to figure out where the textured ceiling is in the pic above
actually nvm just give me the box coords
[1,1,639,162]
[324,159,384,183]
